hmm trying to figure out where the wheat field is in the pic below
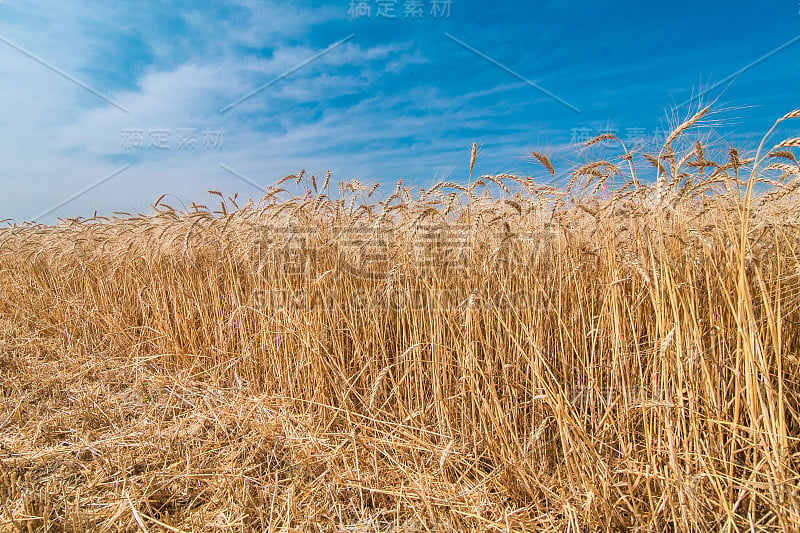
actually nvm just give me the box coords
[1,107,799,531]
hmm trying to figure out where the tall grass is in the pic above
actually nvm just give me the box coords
[1,109,799,531]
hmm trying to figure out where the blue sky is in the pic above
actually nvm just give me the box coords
[0,0,798,222]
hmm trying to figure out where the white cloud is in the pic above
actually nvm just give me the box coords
[0,1,565,223]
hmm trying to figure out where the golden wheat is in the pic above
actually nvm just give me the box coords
[1,110,799,531]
